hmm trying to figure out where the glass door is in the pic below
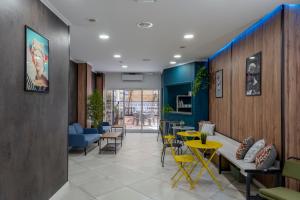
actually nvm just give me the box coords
[142,90,159,132]
[124,90,142,131]
[105,89,160,133]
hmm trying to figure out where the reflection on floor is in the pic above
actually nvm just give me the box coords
[51,133,257,200]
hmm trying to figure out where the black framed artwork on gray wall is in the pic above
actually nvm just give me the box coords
[215,69,223,98]
[246,52,262,96]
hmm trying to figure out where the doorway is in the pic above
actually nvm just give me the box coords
[105,89,160,133]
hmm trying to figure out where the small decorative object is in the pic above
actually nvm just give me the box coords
[246,52,262,96]
[215,69,223,98]
[179,120,185,127]
[192,66,209,96]
[25,26,49,93]
[201,132,208,144]
[87,90,104,128]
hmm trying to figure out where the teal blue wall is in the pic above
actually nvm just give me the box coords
[162,62,209,129]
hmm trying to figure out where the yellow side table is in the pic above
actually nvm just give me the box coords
[185,140,223,190]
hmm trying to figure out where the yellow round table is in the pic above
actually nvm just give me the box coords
[185,140,223,190]
[176,131,201,138]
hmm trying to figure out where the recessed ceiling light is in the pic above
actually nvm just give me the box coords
[99,34,110,40]
[174,54,182,59]
[184,34,194,39]
[114,54,122,58]
[170,61,176,65]
[137,21,153,29]
[249,56,256,60]
[88,18,97,22]
[121,65,128,69]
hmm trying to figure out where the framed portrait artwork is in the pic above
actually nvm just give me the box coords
[215,69,223,98]
[25,26,49,93]
[246,52,261,96]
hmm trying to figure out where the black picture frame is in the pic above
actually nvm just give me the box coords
[215,69,223,98]
[25,25,50,93]
[246,52,261,96]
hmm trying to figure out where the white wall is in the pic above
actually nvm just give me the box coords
[105,72,161,90]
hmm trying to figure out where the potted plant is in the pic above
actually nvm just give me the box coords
[179,120,185,127]
[201,132,208,144]
[163,104,174,114]
[192,66,209,96]
[87,90,104,128]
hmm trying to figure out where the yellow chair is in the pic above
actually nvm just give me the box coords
[165,137,197,189]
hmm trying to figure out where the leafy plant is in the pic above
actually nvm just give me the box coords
[200,132,208,144]
[163,104,174,113]
[87,90,104,128]
[192,66,209,96]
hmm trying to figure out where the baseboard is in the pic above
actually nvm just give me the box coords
[49,181,70,200]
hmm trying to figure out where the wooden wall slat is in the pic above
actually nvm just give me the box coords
[209,48,232,137]
[77,63,87,127]
[284,6,300,190]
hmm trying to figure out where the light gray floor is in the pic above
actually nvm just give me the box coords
[51,133,252,200]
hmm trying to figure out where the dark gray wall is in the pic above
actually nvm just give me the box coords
[0,0,69,199]
[69,60,78,124]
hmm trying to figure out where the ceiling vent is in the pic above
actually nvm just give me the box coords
[122,73,144,81]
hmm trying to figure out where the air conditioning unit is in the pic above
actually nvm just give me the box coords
[121,73,144,81]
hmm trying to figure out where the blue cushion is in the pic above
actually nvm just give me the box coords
[73,123,84,134]
[68,125,77,134]
[84,134,100,144]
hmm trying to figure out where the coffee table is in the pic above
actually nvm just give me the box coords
[99,132,122,154]
[111,125,126,136]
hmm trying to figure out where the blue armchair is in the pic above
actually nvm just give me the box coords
[98,122,111,134]
[68,123,101,155]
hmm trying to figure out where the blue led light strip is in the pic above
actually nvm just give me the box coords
[209,4,300,60]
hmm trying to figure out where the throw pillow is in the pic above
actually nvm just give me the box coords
[244,139,265,163]
[255,144,277,169]
[201,124,215,135]
[236,137,255,160]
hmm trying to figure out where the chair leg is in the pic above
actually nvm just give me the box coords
[161,147,166,167]
[84,148,87,156]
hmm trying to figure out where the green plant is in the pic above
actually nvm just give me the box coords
[200,132,208,144]
[87,90,104,128]
[163,104,174,113]
[192,66,209,96]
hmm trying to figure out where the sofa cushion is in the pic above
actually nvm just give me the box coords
[68,125,77,134]
[84,134,100,144]
[259,187,300,200]
[73,123,84,134]
[244,139,265,163]
[255,144,277,169]
[201,123,215,136]
[236,137,254,160]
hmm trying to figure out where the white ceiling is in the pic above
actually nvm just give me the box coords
[42,0,299,72]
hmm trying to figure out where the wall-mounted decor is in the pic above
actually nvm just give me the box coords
[25,26,49,93]
[246,52,261,96]
[215,69,223,98]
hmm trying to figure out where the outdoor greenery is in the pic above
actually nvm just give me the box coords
[192,66,209,96]
[87,90,104,128]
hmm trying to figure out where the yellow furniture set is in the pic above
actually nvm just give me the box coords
[164,131,223,190]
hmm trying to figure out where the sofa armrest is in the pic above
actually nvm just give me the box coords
[68,133,87,147]
[83,128,98,134]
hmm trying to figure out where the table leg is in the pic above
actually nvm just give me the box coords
[115,138,117,154]
[99,139,102,154]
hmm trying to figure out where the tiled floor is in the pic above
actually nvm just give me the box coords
[51,133,254,200]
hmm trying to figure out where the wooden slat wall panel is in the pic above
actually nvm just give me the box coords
[96,73,105,96]
[231,11,282,157]
[209,11,282,157]
[284,6,300,190]
[77,63,87,127]
[209,48,232,137]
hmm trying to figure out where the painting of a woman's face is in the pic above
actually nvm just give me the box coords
[25,26,49,93]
